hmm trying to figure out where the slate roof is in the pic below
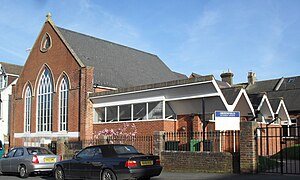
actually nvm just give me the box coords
[268,98,282,112]
[0,62,23,75]
[221,87,241,105]
[57,27,180,88]
[246,79,280,94]
[248,93,265,110]
[245,76,300,113]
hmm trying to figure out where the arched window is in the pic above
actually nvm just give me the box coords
[59,76,69,131]
[24,86,32,132]
[37,68,53,132]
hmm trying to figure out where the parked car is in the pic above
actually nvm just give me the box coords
[53,144,162,180]
[0,146,61,178]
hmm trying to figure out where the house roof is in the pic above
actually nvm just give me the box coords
[57,27,180,88]
[246,79,280,94]
[0,62,23,76]
[245,76,300,112]
[90,75,213,98]
[221,87,241,105]
[248,93,265,110]
[268,98,282,113]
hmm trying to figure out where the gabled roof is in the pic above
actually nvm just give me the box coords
[248,93,265,110]
[57,27,180,88]
[268,98,282,113]
[267,89,300,112]
[0,62,23,76]
[221,87,241,105]
[245,76,300,112]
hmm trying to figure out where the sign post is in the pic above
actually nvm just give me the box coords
[215,111,240,152]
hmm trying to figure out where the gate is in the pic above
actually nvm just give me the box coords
[256,126,300,174]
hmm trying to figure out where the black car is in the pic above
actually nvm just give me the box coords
[53,144,162,180]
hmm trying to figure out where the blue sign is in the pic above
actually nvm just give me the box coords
[215,111,240,117]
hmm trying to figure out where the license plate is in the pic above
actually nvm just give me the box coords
[44,158,56,163]
[140,160,153,166]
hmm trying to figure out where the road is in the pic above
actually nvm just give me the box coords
[0,172,299,180]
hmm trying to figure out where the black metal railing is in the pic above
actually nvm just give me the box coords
[164,131,240,153]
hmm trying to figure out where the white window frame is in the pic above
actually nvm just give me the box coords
[59,77,69,132]
[37,68,53,132]
[24,86,32,132]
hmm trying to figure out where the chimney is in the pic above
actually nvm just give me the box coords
[220,69,234,85]
[248,71,256,85]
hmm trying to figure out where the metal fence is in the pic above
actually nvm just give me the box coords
[65,135,154,155]
[164,131,240,153]
[257,126,300,174]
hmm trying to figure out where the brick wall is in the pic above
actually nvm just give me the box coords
[240,121,258,173]
[93,120,177,136]
[161,151,233,173]
[10,21,85,146]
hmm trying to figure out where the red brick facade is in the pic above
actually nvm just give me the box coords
[10,21,93,146]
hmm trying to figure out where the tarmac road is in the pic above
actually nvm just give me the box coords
[0,171,299,180]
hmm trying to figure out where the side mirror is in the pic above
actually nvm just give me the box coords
[2,154,8,158]
[72,155,76,159]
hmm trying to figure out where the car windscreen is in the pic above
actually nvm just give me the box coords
[113,145,139,155]
[27,147,53,155]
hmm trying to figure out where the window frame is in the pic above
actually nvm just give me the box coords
[24,86,32,132]
[36,67,53,132]
[59,76,69,132]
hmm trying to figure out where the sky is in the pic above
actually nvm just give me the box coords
[1,0,300,83]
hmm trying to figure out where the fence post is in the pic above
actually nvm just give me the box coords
[240,121,258,173]
[153,131,165,156]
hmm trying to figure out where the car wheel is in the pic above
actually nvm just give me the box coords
[19,165,29,178]
[101,169,116,180]
[54,166,65,180]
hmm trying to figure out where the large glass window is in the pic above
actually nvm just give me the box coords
[24,86,32,132]
[37,68,53,132]
[165,102,176,119]
[94,101,177,123]
[95,107,105,123]
[59,77,69,131]
[133,103,146,120]
[107,106,118,122]
[148,101,163,119]
[119,104,131,121]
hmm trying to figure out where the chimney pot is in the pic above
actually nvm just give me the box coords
[220,70,234,85]
[248,72,256,85]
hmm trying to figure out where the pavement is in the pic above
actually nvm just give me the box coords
[153,171,300,180]
[0,171,300,180]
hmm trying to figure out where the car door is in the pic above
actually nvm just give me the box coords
[1,148,17,172]
[10,148,25,173]
[90,147,104,178]
[68,147,96,178]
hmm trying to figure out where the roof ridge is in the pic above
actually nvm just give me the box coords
[57,26,158,58]
[0,61,23,67]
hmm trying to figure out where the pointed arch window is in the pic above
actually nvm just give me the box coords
[24,86,32,132]
[59,76,69,131]
[40,33,52,52]
[37,68,53,132]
